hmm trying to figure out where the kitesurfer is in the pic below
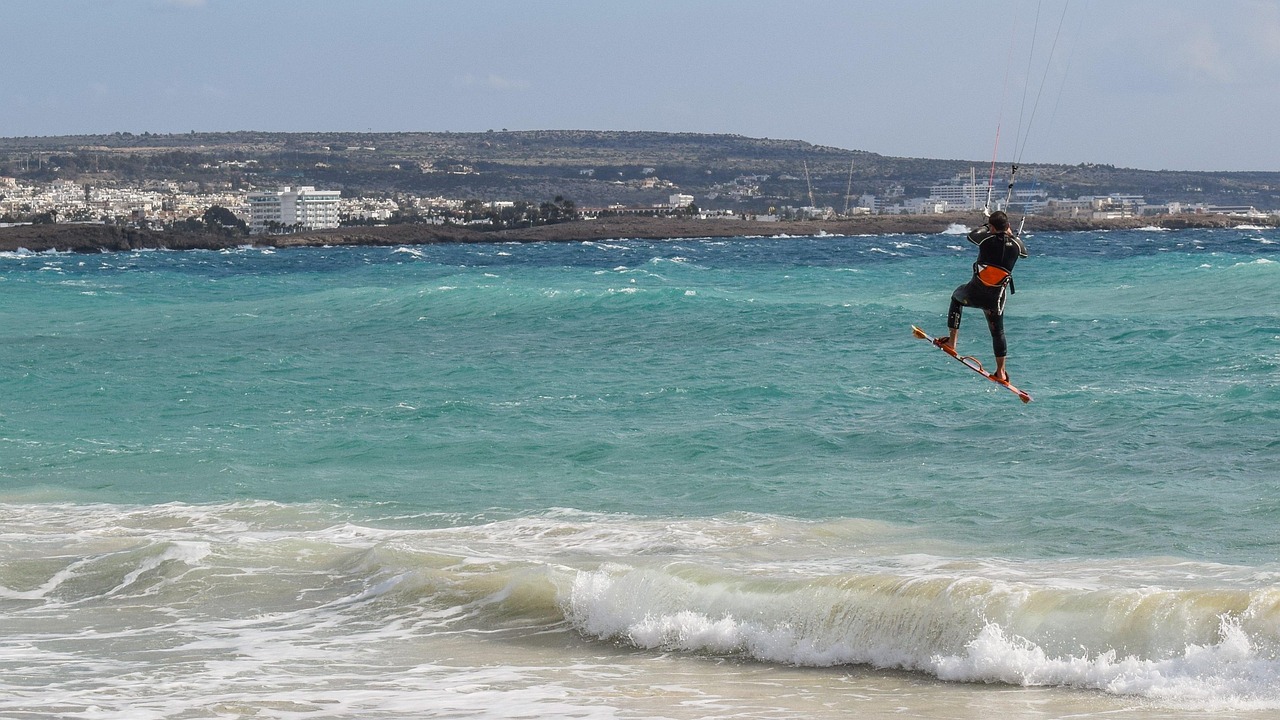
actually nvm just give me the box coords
[936,210,1027,383]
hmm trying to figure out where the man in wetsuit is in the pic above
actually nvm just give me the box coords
[936,210,1028,383]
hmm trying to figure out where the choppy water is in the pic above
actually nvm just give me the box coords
[1,226,1277,718]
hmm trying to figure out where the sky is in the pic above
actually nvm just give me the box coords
[3,0,1279,172]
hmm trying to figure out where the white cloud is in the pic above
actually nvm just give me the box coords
[1180,34,1234,85]
[1158,3,1280,88]
[1084,3,1280,94]
[1241,1,1280,67]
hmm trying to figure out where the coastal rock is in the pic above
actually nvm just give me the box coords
[0,214,1267,254]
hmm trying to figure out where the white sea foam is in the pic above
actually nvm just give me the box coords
[6,508,1280,715]
[0,247,72,259]
[651,255,692,265]
[941,223,970,235]
[934,619,1280,711]
[565,561,1280,711]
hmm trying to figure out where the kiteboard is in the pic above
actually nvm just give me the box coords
[911,325,1032,403]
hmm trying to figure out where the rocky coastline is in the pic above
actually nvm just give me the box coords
[1,213,1271,254]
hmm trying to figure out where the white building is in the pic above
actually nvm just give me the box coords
[1044,193,1146,219]
[247,186,341,234]
[927,170,992,212]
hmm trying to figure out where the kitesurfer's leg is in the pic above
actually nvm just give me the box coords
[983,307,1009,382]
[942,287,966,350]
[993,356,1009,383]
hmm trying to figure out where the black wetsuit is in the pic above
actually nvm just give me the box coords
[947,226,1027,358]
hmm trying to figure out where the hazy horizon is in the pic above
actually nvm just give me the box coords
[5,1,1279,173]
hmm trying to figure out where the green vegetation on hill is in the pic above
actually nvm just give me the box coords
[1,130,1276,210]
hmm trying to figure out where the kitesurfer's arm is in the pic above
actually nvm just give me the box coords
[967,225,993,246]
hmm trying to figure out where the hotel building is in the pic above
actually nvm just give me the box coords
[247,186,341,234]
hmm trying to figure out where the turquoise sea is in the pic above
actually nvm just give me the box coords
[1,224,1278,718]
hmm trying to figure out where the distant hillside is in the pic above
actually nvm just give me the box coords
[1,130,1277,210]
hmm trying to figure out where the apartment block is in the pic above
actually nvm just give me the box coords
[247,186,341,234]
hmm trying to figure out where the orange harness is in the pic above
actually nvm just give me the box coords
[974,262,1012,288]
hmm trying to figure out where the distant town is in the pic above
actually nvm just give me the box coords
[1,130,1277,237]
[1,172,1272,238]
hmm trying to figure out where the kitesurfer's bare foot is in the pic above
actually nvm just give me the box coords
[991,369,1009,383]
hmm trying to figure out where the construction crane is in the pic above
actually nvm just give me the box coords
[843,158,855,216]
[803,161,816,209]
